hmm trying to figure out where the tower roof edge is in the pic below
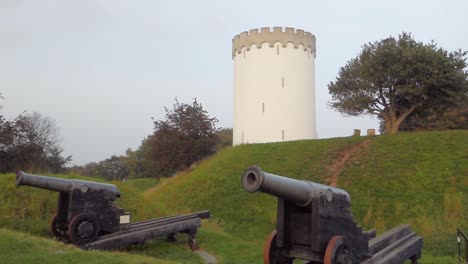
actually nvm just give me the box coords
[232,27,316,58]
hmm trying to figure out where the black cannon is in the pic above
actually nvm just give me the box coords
[16,171,211,250]
[16,171,130,244]
[242,166,422,264]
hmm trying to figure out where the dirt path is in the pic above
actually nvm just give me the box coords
[326,139,372,187]
[195,250,217,264]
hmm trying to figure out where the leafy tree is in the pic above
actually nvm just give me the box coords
[214,128,233,151]
[74,99,222,180]
[75,156,128,181]
[45,146,72,173]
[70,162,100,177]
[146,98,219,177]
[380,105,468,133]
[0,113,43,172]
[121,148,145,178]
[0,111,71,173]
[328,32,468,134]
[97,155,128,181]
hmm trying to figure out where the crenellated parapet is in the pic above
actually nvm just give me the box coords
[232,27,316,58]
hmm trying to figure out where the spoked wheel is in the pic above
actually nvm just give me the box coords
[49,214,68,241]
[188,234,198,251]
[324,236,355,264]
[68,213,100,245]
[264,230,293,264]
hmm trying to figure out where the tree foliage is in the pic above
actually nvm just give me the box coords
[214,128,233,150]
[69,155,128,181]
[0,111,71,173]
[73,99,224,180]
[328,32,468,133]
[147,98,220,177]
[380,105,468,133]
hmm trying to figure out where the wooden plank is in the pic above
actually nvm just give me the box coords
[81,218,201,250]
[368,224,411,254]
[362,232,422,264]
[376,235,422,264]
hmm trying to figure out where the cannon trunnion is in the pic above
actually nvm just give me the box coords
[242,166,422,264]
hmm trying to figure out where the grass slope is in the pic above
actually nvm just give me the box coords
[145,130,467,262]
[0,130,466,263]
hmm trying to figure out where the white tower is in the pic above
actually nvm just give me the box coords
[232,27,317,145]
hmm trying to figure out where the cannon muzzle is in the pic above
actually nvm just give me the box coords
[242,165,349,206]
[16,171,121,200]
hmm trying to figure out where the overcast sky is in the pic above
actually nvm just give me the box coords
[1,0,467,165]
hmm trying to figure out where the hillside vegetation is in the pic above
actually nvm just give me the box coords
[146,130,467,261]
[0,130,466,263]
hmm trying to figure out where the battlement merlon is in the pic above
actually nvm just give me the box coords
[232,27,316,59]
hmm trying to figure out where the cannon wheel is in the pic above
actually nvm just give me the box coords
[49,214,68,241]
[264,230,293,264]
[324,236,355,264]
[68,213,100,245]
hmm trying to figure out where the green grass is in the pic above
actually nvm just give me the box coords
[123,177,161,192]
[0,130,466,263]
[339,131,468,256]
[0,228,175,264]
[146,130,467,262]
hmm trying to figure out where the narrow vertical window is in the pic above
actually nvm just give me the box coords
[282,130,285,140]
[243,49,245,59]
[262,103,265,113]
[282,77,285,88]
[242,131,244,143]
[308,50,310,60]
[276,45,279,55]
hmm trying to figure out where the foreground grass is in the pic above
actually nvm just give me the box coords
[0,228,174,264]
[0,227,455,264]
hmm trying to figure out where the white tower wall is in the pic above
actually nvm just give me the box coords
[232,27,317,145]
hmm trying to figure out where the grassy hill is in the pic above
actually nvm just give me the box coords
[145,130,467,262]
[0,130,466,263]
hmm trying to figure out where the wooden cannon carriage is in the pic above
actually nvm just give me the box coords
[16,171,210,250]
[242,166,422,264]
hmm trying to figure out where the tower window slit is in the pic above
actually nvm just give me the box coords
[282,130,285,140]
[277,46,279,55]
[282,77,284,88]
[262,103,265,113]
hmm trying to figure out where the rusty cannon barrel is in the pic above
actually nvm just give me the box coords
[242,165,349,206]
[16,171,121,200]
